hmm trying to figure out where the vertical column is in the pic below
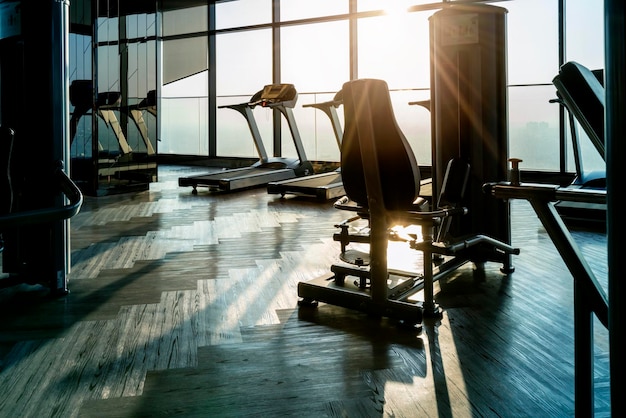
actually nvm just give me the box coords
[429,4,510,249]
[0,0,71,294]
[605,0,626,416]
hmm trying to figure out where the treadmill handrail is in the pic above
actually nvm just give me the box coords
[303,96,344,147]
[0,164,83,228]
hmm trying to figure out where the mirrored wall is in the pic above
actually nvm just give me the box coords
[69,0,157,195]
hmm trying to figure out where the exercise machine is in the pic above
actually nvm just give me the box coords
[0,145,83,293]
[70,79,132,155]
[429,3,513,266]
[70,81,157,157]
[298,5,518,323]
[125,89,157,156]
[267,91,345,200]
[297,79,518,324]
[1,1,83,295]
[69,79,158,195]
[550,61,606,223]
[484,175,606,417]
[178,84,313,194]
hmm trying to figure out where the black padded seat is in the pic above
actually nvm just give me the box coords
[340,79,422,211]
[339,79,469,218]
[553,61,605,159]
[297,78,518,320]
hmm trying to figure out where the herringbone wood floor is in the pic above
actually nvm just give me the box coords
[0,165,610,417]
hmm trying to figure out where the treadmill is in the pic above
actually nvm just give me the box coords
[178,84,313,194]
[267,91,345,200]
[69,79,132,155]
[124,89,157,156]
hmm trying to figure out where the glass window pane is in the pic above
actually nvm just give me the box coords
[161,71,209,155]
[280,0,348,21]
[216,29,273,157]
[160,96,209,155]
[358,0,431,13]
[508,85,561,170]
[357,11,431,89]
[294,92,344,162]
[571,120,605,176]
[216,0,272,30]
[69,33,92,82]
[162,37,208,85]
[216,96,274,158]
[97,45,120,93]
[280,21,349,93]
[566,0,604,69]
[216,30,273,95]
[96,16,118,42]
[161,5,208,36]
[281,20,348,161]
[392,89,432,167]
[506,0,559,84]
[126,41,155,99]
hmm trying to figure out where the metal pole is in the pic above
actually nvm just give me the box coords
[605,1,626,416]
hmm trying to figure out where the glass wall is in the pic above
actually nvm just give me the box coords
[159,2,209,155]
[155,0,604,177]
[565,0,605,175]
[357,9,432,165]
[215,28,273,158]
[69,0,157,195]
[280,20,349,161]
[506,0,560,171]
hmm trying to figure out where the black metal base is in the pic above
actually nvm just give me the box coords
[297,272,423,325]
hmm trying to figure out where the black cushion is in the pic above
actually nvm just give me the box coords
[553,61,605,159]
[340,79,421,211]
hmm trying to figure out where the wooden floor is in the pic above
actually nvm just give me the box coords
[0,165,610,417]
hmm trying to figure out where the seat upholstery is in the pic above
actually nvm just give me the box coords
[553,61,605,159]
[297,78,518,321]
[340,79,422,211]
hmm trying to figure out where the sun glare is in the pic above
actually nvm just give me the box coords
[383,3,411,17]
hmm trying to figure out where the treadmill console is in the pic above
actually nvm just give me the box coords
[254,84,298,108]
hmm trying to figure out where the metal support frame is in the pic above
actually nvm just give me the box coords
[218,102,268,163]
[486,181,608,416]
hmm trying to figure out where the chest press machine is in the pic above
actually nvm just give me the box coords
[297,5,518,325]
[483,58,612,416]
[297,79,519,325]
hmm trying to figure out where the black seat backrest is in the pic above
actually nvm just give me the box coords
[70,80,93,109]
[340,79,421,211]
[552,61,605,160]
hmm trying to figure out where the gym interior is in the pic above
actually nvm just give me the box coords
[1,1,624,416]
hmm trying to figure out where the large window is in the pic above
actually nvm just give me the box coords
[357,10,432,165]
[69,1,157,194]
[565,0,605,176]
[154,0,605,178]
[215,29,273,157]
[280,20,349,161]
[506,0,560,170]
[215,0,271,30]
[159,3,209,155]
[280,0,348,20]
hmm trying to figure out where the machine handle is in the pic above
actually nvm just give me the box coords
[0,163,83,228]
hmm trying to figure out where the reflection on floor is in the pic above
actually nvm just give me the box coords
[0,165,610,417]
